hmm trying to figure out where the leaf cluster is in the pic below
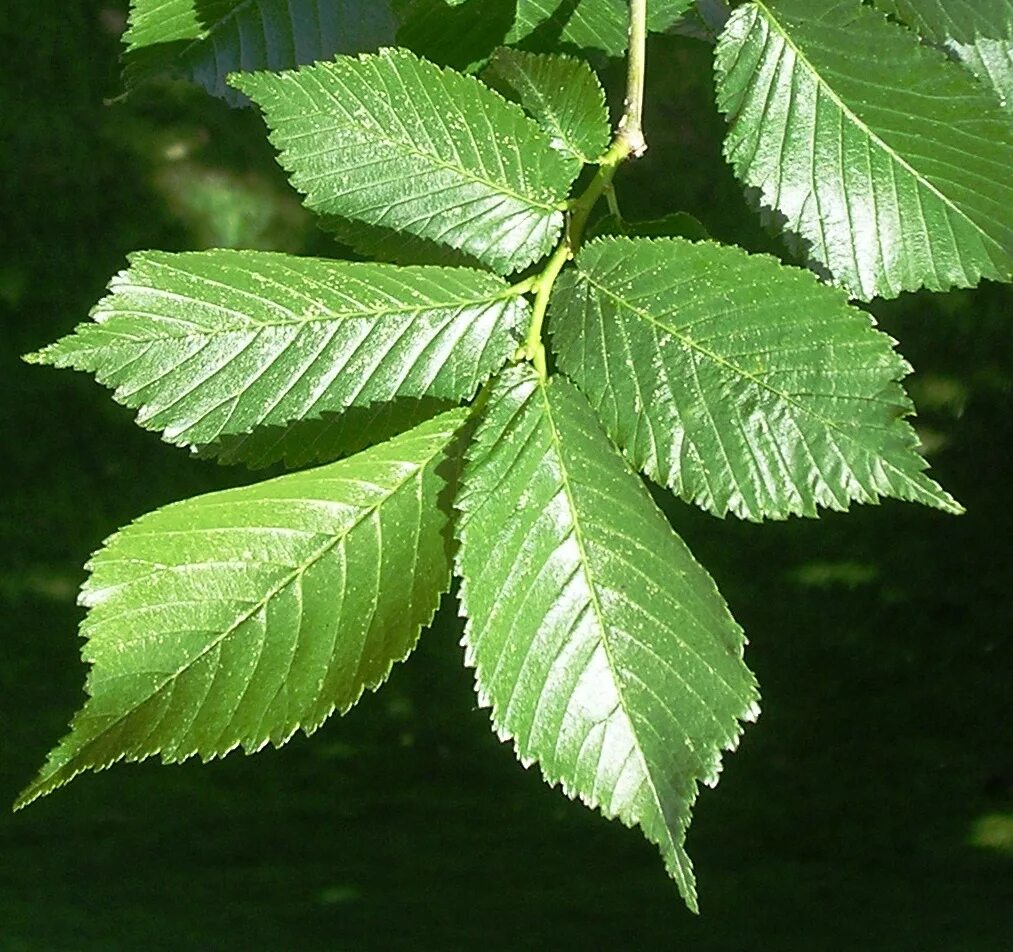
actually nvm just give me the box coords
[22,0,1012,912]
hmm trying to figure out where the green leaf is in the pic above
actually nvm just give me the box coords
[455,365,759,911]
[509,0,696,53]
[873,0,1013,111]
[123,0,397,104]
[233,49,578,274]
[872,0,1011,45]
[28,250,525,451]
[202,397,455,468]
[550,237,961,521]
[485,49,610,164]
[16,409,468,809]
[715,0,1013,300]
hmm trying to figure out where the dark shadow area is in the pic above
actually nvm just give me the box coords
[202,397,456,470]
[397,0,517,70]
[1,8,1011,951]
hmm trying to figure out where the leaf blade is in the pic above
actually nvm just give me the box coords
[29,250,526,452]
[550,237,961,521]
[16,409,468,809]
[715,0,1013,299]
[233,49,578,273]
[123,0,398,104]
[486,48,610,164]
[509,0,696,53]
[455,365,758,910]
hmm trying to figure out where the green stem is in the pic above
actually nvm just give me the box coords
[522,237,570,379]
[619,0,648,156]
[517,0,649,380]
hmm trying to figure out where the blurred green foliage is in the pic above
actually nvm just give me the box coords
[1,3,1011,948]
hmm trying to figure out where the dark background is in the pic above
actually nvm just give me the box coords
[2,3,1011,949]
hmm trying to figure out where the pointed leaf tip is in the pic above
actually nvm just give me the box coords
[16,409,469,807]
[550,236,961,521]
[33,250,525,462]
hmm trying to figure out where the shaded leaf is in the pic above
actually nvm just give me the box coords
[123,0,397,104]
[455,364,758,911]
[396,0,517,71]
[510,0,696,53]
[550,237,961,520]
[669,0,732,43]
[715,0,1013,299]
[319,216,485,269]
[202,397,456,468]
[588,210,710,240]
[873,0,1013,110]
[29,250,525,450]
[16,409,469,808]
[234,49,578,273]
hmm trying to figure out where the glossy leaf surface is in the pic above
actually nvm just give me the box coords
[29,251,525,450]
[123,0,397,104]
[486,49,610,165]
[16,410,468,809]
[550,237,961,521]
[715,0,1013,299]
[234,49,578,273]
[455,365,759,911]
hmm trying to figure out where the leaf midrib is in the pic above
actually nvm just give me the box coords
[27,439,447,796]
[753,0,1004,253]
[535,378,681,872]
[282,63,565,215]
[89,282,521,341]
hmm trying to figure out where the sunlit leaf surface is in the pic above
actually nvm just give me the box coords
[29,251,525,451]
[456,365,758,911]
[715,0,1013,299]
[550,237,961,520]
[486,48,610,165]
[234,49,578,273]
[16,410,468,809]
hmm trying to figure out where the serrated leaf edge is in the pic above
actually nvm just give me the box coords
[14,409,468,811]
[453,368,760,912]
[558,236,964,520]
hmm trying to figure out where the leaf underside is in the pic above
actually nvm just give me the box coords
[455,365,759,912]
[16,410,468,810]
[715,0,1013,300]
[320,215,487,269]
[123,0,398,104]
[29,250,525,452]
[233,49,579,274]
[550,237,961,521]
